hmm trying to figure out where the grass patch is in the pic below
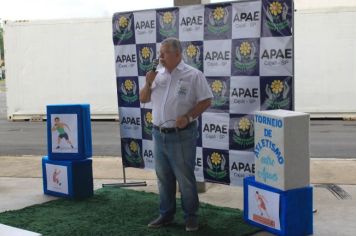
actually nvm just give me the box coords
[0,187,260,236]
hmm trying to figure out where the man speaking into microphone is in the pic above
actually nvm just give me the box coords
[140,37,212,232]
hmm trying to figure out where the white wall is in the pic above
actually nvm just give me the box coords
[294,7,356,117]
[4,18,117,120]
[295,0,356,10]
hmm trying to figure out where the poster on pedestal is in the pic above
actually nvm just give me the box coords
[45,163,69,194]
[50,114,78,153]
[248,185,280,230]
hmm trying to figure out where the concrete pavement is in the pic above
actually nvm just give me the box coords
[0,156,355,235]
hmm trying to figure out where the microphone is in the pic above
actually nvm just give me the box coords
[151,59,159,72]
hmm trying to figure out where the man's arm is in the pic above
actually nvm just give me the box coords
[176,98,212,128]
[140,71,157,103]
[139,83,152,103]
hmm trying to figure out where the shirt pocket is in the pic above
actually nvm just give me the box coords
[154,76,168,88]
[175,80,191,99]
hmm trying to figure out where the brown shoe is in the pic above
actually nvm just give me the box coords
[147,215,174,228]
[185,218,199,232]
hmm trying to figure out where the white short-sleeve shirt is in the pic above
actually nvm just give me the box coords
[151,60,213,128]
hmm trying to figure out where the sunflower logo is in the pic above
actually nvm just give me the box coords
[211,80,223,93]
[118,16,128,28]
[213,7,225,21]
[269,1,283,16]
[163,12,173,24]
[271,80,284,94]
[141,47,150,59]
[124,80,133,91]
[145,112,152,124]
[129,141,138,153]
[211,152,222,165]
[186,44,197,58]
[240,42,251,56]
[239,118,251,132]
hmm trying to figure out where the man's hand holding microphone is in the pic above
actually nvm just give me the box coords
[146,59,159,88]
[140,59,159,103]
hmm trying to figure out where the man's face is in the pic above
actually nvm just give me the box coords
[159,44,179,69]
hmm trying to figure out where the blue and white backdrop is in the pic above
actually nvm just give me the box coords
[113,0,294,186]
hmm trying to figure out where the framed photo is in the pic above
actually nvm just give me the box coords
[47,104,92,160]
[50,114,78,153]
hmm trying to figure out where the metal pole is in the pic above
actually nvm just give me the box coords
[102,161,147,187]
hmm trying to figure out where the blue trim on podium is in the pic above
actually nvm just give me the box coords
[42,157,93,199]
[243,176,313,236]
[46,104,92,160]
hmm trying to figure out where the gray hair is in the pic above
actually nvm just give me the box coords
[161,37,182,53]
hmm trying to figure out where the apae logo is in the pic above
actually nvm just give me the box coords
[143,111,153,136]
[121,116,141,126]
[232,117,254,149]
[158,11,177,37]
[120,79,138,103]
[115,15,134,41]
[181,15,203,27]
[260,46,292,71]
[234,41,258,73]
[183,43,202,70]
[124,140,142,165]
[138,46,155,73]
[210,80,228,108]
[116,48,137,74]
[231,86,258,103]
[203,122,228,139]
[231,161,255,175]
[116,54,136,64]
[233,10,260,23]
[205,50,230,61]
[143,148,153,159]
[207,6,230,34]
[135,19,155,31]
[143,142,154,165]
[265,79,290,109]
[265,1,290,32]
[261,48,291,62]
[206,152,227,179]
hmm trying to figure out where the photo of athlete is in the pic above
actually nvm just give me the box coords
[255,191,270,218]
[51,117,74,149]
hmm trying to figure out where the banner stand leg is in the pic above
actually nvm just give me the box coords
[102,159,147,188]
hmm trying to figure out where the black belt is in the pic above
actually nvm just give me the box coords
[153,121,195,134]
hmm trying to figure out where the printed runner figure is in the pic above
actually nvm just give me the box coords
[52,169,61,186]
[51,117,74,149]
[255,191,270,218]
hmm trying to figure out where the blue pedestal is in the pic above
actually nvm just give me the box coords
[42,156,93,199]
[46,104,92,160]
[243,177,313,236]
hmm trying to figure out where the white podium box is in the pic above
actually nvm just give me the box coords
[0,224,41,236]
[254,110,310,191]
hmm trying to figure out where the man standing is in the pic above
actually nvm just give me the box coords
[140,37,212,232]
